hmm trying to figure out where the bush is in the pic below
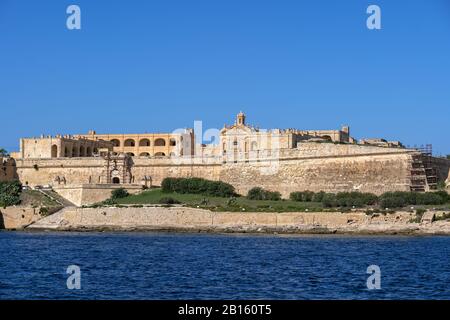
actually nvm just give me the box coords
[322,193,338,208]
[290,191,314,202]
[247,187,266,200]
[379,195,406,209]
[335,192,378,208]
[266,191,282,201]
[247,187,281,201]
[0,181,22,208]
[111,188,129,200]
[379,191,447,208]
[161,177,236,197]
[158,197,180,205]
[312,191,326,202]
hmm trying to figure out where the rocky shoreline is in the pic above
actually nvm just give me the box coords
[17,205,450,236]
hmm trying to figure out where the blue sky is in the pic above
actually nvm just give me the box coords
[1,0,449,154]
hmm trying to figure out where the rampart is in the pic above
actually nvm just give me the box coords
[13,143,448,199]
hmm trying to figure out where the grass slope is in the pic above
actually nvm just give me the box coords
[116,189,324,212]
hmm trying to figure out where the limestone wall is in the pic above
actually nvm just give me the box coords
[13,143,422,197]
[0,157,17,182]
[15,157,106,186]
[0,207,42,229]
[431,157,450,183]
[27,206,422,234]
[221,152,413,196]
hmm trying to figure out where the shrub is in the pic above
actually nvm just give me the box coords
[416,193,446,205]
[266,191,281,201]
[290,191,314,202]
[335,192,378,208]
[431,191,449,203]
[158,197,180,205]
[247,187,266,200]
[39,207,50,216]
[379,195,406,209]
[247,187,282,201]
[322,193,338,208]
[312,191,326,202]
[379,191,447,208]
[0,181,22,208]
[111,188,129,200]
[161,177,236,197]
[416,208,427,216]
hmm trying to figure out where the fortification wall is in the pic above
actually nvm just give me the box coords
[0,207,42,229]
[28,206,438,235]
[0,157,17,182]
[220,152,413,196]
[13,143,419,197]
[431,157,450,183]
[14,158,105,186]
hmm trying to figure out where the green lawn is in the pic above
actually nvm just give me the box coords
[116,188,324,212]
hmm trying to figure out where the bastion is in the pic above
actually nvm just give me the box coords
[3,113,450,205]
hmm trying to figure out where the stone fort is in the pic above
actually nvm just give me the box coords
[2,113,450,205]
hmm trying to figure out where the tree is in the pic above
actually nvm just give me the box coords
[0,148,8,157]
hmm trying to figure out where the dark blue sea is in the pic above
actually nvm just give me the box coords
[0,231,449,300]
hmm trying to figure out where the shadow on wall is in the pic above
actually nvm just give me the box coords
[0,212,4,229]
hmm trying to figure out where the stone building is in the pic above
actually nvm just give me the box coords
[4,113,450,205]
[78,129,195,158]
[14,135,114,159]
[200,112,354,158]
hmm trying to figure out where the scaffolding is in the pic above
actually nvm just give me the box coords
[410,144,438,191]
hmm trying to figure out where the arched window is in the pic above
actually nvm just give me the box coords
[139,152,150,156]
[124,139,135,147]
[79,146,85,157]
[169,138,176,146]
[64,147,70,157]
[72,147,79,157]
[86,147,92,156]
[154,138,166,147]
[155,152,166,157]
[322,135,332,141]
[126,152,135,156]
[112,177,120,184]
[51,145,58,158]
[139,139,150,147]
[111,139,120,147]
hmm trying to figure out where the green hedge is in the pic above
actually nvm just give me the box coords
[111,188,129,200]
[161,177,236,197]
[289,190,448,208]
[379,191,448,208]
[0,181,22,208]
[247,187,281,201]
[290,191,314,202]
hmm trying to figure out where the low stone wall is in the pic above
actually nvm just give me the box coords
[26,206,450,235]
[53,184,142,206]
[0,207,43,229]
